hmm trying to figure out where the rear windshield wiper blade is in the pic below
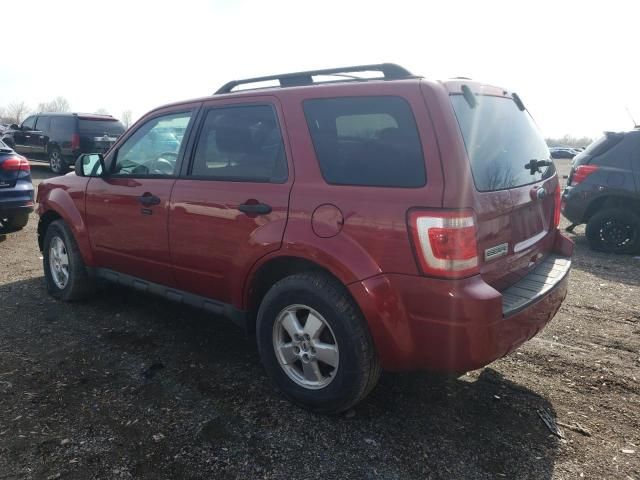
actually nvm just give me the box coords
[524,159,552,174]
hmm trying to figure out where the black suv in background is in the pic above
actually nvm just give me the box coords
[1,113,125,173]
[562,129,640,253]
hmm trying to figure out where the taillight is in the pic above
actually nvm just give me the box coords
[0,156,30,172]
[571,165,598,185]
[408,209,479,279]
[554,183,561,227]
[71,133,80,150]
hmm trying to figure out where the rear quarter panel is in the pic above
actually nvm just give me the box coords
[277,80,444,282]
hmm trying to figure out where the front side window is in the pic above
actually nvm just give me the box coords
[303,96,426,187]
[21,116,36,130]
[190,105,287,182]
[114,112,192,177]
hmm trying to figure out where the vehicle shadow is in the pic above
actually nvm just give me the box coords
[0,277,560,480]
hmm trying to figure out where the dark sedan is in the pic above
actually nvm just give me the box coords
[0,140,34,237]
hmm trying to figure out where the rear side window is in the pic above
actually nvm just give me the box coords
[78,119,125,136]
[50,117,76,138]
[190,105,287,183]
[451,95,551,192]
[303,96,426,187]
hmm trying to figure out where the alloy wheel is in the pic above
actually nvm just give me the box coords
[272,304,339,390]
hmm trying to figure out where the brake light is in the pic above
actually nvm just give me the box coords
[71,133,80,150]
[408,210,479,279]
[554,183,561,227]
[0,156,30,172]
[571,165,598,185]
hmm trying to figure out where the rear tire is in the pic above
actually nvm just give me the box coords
[43,220,95,301]
[256,272,381,414]
[586,208,640,254]
[49,147,68,174]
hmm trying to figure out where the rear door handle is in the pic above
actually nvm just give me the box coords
[238,202,272,215]
[138,193,161,206]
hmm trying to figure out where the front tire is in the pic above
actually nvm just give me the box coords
[49,147,68,174]
[586,208,640,254]
[256,272,380,414]
[43,220,94,301]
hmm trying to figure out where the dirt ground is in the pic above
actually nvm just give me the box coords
[0,160,638,480]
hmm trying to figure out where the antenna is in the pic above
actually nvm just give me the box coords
[625,106,638,128]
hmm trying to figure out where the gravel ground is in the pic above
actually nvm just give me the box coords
[0,160,638,479]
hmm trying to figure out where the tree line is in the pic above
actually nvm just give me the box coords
[545,135,594,148]
[0,97,132,128]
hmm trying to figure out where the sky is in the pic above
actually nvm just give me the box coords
[1,0,638,139]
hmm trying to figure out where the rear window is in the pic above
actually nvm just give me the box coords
[450,94,551,192]
[583,133,624,157]
[78,119,125,136]
[303,96,426,187]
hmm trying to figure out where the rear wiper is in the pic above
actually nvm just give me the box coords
[524,159,552,174]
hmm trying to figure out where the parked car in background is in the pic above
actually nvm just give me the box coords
[36,63,573,413]
[562,129,640,253]
[550,146,580,159]
[0,140,33,235]
[1,113,125,174]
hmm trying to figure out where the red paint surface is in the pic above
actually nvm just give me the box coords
[37,77,573,372]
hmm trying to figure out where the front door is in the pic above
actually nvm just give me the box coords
[169,99,292,306]
[13,115,36,154]
[30,116,50,155]
[85,109,197,286]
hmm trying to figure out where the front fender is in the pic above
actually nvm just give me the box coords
[38,177,94,266]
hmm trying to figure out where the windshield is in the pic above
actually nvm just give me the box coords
[451,94,552,192]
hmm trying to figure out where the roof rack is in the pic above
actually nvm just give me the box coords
[214,63,415,95]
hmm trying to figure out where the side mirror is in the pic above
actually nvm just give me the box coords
[9,124,19,130]
[75,153,105,177]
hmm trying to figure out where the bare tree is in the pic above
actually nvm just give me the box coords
[6,102,30,124]
[37,96,71,113]
[121,110,132,128]
[546,135,594,148]
[94,108,109,115]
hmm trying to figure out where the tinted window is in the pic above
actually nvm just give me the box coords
[583,133,624,157]
[191,105,287,183]
[114,112,192,177]
[303,96,425,187]
[22,116,36,130]
[78,119,125,136]
[50,117,75,138]
[35,116,51,132]
[450,95,551,192]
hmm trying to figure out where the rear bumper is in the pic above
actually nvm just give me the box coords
[561,186,587,224]
[349,230,573,372]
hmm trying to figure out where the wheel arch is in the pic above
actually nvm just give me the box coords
[584,194,640,223]
[38,190,94,265]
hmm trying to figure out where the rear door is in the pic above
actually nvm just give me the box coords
[169,97,292,305]
[449,92,558,290]
[85,107,197,286]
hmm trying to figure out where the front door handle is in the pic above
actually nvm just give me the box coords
[238,202,272,215]
[138,193,161,206]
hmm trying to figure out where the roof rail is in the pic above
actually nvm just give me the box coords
[214,63,415,95]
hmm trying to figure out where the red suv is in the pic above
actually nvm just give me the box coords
[36,64,573,413]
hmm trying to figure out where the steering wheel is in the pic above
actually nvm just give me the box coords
[149,151,178,175]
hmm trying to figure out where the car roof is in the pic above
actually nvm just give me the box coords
[37,112,119,121]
